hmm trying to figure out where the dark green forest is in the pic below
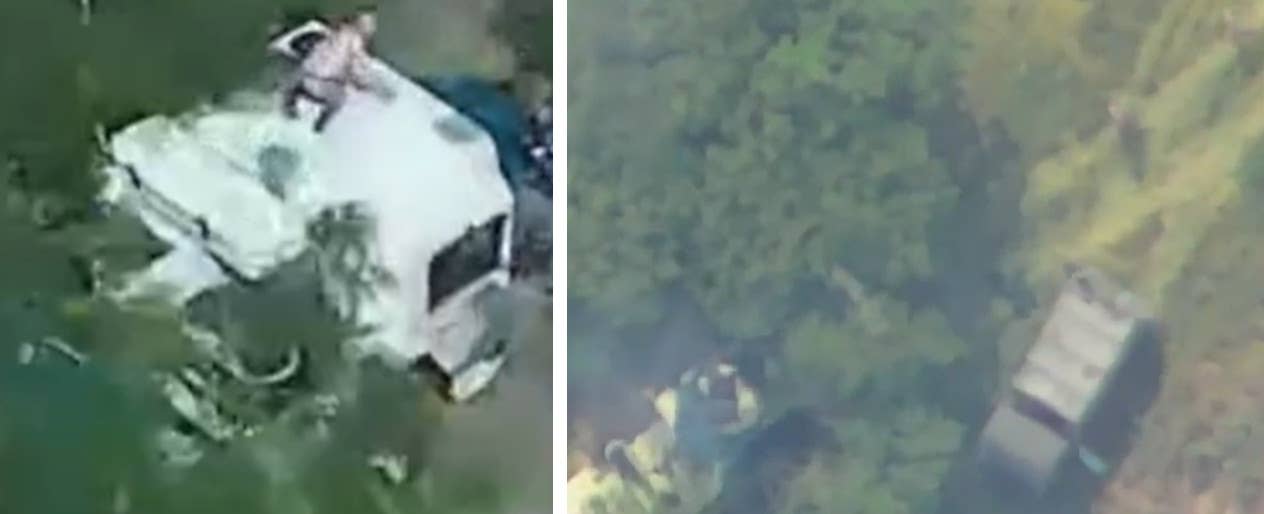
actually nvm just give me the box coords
[567,0,1241,513]
[569,0,1016,510]
[0,0,549,512]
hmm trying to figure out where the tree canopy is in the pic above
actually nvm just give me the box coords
[569,0,1003,512]
[571,0,967,337]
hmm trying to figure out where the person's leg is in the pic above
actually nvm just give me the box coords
[313,86,347,133]
[290,75,345,120]
[282,88,301,119]
[281,74,305,118]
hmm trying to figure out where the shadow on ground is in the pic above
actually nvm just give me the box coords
[428,308,552,514]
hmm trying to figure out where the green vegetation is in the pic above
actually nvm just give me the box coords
[782,410,964,514]
[1237,135,1264,200]
[571,0,1264,513]
[571,0,966,336]
[570,0,992,511]
[492,0,552,75]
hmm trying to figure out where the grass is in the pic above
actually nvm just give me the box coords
[1019,13,1256,299]
[1011,1,1264,509]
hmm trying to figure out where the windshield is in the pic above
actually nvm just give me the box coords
[428,213,507,310]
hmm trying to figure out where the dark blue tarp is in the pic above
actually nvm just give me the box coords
[412,75,533,191]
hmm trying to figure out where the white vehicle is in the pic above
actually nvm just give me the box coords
[97,21,517,402]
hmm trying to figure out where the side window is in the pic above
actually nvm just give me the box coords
[428,214,507,310]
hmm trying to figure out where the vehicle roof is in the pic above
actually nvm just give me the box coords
[103,115,312,279]
[1011,267,1149,427]
[311,58,514,269]
[102,53,513,280]
[99,45,515,374]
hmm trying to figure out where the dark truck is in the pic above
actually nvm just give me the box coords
[976,265,1157,496]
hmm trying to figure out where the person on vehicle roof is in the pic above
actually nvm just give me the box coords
[282,10,392,132]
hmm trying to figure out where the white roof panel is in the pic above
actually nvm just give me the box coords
[1011,271,1146,426]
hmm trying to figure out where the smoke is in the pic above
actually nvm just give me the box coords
[568,288,734,477]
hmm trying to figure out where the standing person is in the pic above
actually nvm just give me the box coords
[282,11,390,132]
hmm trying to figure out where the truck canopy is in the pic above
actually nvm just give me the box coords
[976,265,1153,495]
